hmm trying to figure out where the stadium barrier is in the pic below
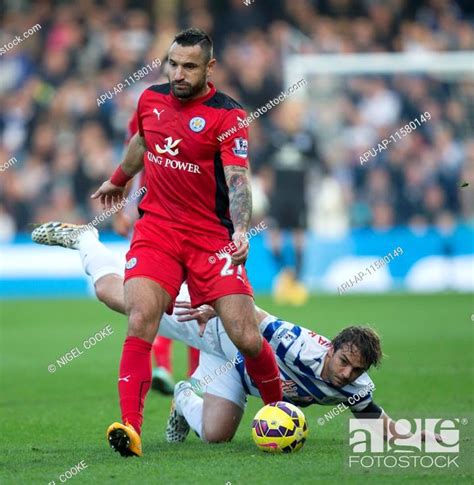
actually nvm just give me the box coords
[1,224,472,298]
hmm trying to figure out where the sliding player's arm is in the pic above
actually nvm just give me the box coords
[91,133,146,209]
[224,164,252,265]
[352,403,441,442]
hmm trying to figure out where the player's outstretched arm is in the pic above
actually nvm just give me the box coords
[91,133,146,210]
[224,165,252,265]
[381,411,442,443]
[353,404,442,443]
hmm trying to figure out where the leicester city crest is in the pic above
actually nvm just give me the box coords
[189,117,206,133]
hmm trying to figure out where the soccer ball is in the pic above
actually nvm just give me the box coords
[251,401,308,453]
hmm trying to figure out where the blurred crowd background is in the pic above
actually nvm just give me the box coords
[0,0,473,243]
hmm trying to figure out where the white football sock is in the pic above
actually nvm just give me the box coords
[177,389,205,441]
[77,231,123,284]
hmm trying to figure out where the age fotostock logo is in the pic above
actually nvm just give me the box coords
[347,418,468,471]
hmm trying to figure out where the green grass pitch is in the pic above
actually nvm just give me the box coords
[1,293,473,484]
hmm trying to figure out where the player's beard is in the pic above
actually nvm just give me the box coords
[171,77,207,100]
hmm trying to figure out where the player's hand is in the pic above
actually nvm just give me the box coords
[231,230,249,265]
[90,180,125,210]
[175,301,216,324]
[175,301,216,336]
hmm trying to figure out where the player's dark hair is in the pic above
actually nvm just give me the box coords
[332,326,383,369]
[173,27,213,63]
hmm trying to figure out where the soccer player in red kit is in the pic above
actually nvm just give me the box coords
[91,28,282,457]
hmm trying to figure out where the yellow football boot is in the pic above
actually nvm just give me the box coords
[106,422,142,457]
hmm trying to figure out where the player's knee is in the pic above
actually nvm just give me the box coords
[95,279,109,305]
[202,426,235,443]
[127,308,157,336]
[232,330,262,358]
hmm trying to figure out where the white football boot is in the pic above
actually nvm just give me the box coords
[31,221,98,250]
[166,381,192,443]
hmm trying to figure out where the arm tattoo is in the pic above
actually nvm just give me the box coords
[224,165,252,232]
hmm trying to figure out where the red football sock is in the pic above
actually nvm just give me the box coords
[244,339,282,404]
[187,346,200,376]
[152,335,172,372]
[118,336,152,435]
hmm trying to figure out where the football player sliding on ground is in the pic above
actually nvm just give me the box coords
[32,223,440,446]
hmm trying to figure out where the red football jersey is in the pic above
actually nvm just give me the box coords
[135,82,249,239]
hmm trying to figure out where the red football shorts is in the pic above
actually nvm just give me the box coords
[124,215,254,307]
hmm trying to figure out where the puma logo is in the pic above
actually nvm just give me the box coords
[153,108,165,120]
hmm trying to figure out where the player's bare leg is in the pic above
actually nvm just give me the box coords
[214,295,261,357]
[202,393,243,442]
[124,278,169,340]
[31,222,127,313]
[214,294,282,404]
[95,274,125,314]
[167,381,242,443]
[107,277,171,456]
